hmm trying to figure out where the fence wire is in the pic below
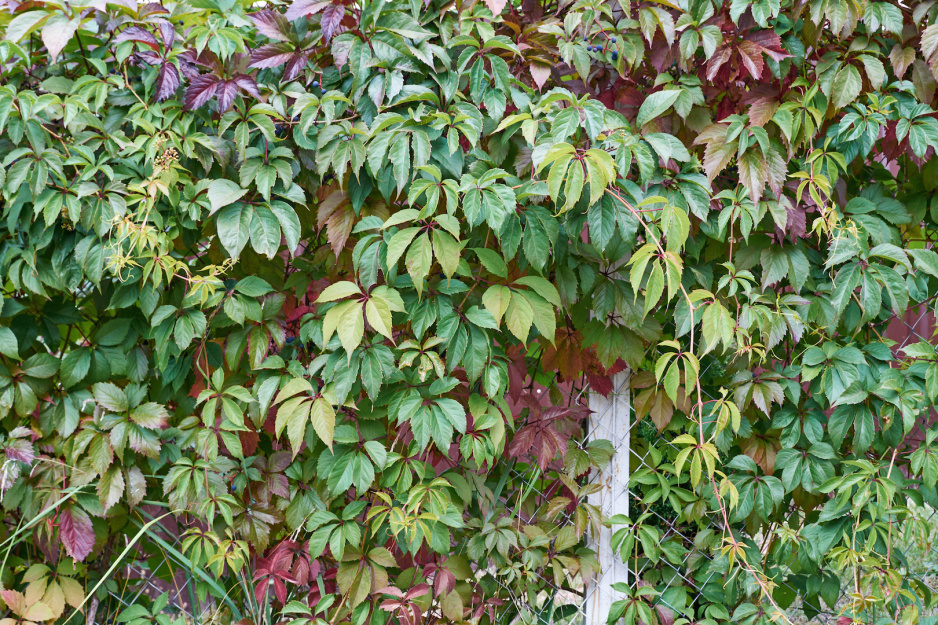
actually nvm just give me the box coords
[97,301,938,625]
[483,295,938,625]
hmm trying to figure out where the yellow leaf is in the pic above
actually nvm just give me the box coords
[57,577,84,609]
[365,297,394,340]
[310,397,335,450]
[431,230,461,278]
[482,285,512,326]
[505,292,534,343]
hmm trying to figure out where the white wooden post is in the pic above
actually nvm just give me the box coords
[584,370,631,624]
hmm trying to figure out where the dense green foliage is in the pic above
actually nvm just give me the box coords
[2,0,938,624]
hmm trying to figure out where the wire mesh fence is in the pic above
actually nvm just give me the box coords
[92,298,938,625]
[479,293,938,625]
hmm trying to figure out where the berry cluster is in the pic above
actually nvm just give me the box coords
[582,35,618,61]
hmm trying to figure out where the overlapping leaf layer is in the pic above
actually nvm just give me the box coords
[2,1,938,624]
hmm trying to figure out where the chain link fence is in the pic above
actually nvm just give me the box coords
[92,300,938,625]
[482,294,938,625]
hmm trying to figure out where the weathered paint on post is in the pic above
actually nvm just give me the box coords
[584,370,630,624]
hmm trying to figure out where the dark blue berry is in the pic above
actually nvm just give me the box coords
[612,51,618,60]
[293,115,300,122]
[321,88,326,94]
[286,336,295,344]
[312,80,319,87]
[611,37,616,42]
[582,37,587,42]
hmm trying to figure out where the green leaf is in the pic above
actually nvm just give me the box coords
[514,276,561,307]
[505,291,534,343]
[432,230,461,278]
[310,397,336,450]
[386,227,420,269]
[831,65,862,110]
[636,90,681,128]
[317,281,362,302]
[405,233,433,295]
[216,204,253,258]
[208,180,248,213]
[4,10,49,43]
[0,327,18,359]
[93,382,129,413]
[336,302,365,354]
[482,285,512,326]
[473,248,507,278]
[910,248,938,278]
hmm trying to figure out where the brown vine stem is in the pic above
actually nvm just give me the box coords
[604,185,794,624]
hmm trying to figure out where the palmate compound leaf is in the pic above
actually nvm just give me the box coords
[536,144,616,213]
[320,284,403,355]
[395,393,466,451]
[481,279,559,345]
[274,378,336,452]
[4,0,938,620]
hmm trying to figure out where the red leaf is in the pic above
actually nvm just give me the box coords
[320,3,345,42]
[115,25,159,50]
[250,43,296,70]
[59,506,95,561]
[285,0,330,22]
[158,21,175,48]
[747,30,791,62]
[155,62,181,101]
[283,51,310,82]
[184,74,220,110]
[250,10,291,41]
[274,578,287,603]
[507,394,588,470]
[433,567,455,596]
[292,556,310,585]
[587,372,613,397]
[216,81,239,113]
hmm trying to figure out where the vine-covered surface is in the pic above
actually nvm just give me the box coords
[2,0,938,623]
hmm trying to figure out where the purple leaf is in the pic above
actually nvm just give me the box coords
[320,3,345,42]
[115,25,159,49]
[136,50,163,65]
[4,438,34,463]
[139,2,169,17]
[250,43,295,70]
[250,10,291,42]
[159,21,175,48]
[155,62,180,101]
[268,450,292,472]
[234,75,261,99]
[184,73,221,110]
[216,81,240,113]
[178,55,201,80]
[60,507,95,561]
[283,51,310,81]
[285,0,330,22]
